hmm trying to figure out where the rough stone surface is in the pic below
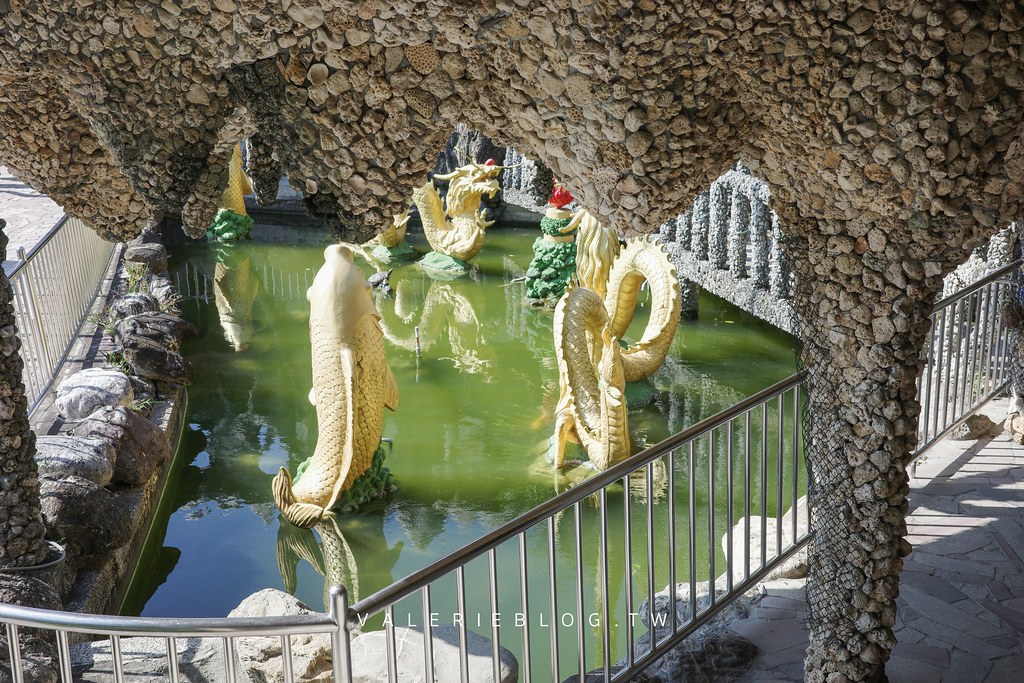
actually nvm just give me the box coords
[121,335,193,385]
[54,367,134,420]
[229,589,332,683]
[124,243,168,274]
[0,3,1023,681]
[0,574,60,683]
[350,625,518,683]
[111,293,161,319]
[39,474,132,558]
[72,636,223,683]
[73,406,170,486]
[33,435,115,486]
[0,221,53,568]
[950,414,1000,441]
[115,312,198,352]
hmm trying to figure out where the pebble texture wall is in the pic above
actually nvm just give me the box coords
[0,2,1023,681]
[0,220,49,568]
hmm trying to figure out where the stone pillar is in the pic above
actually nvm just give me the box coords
[789,216,951,682]
[679,278,700,320]
[691,192,709,260]
[0,219,49,568]
[708,182,730,269]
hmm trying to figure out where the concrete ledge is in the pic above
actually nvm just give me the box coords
[28,239,190,623]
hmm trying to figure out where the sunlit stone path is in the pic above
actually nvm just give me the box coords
[733,397,1024,682]
[0,165,64,259]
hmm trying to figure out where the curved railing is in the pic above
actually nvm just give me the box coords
[1,262,1018,682]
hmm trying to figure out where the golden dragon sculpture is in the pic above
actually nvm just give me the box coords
[413,160,506,262]
[554,235,681,470]
[272,245,400,528]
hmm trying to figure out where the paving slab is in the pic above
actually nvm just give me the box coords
[734,398,1024,681]
[0,165,64,258]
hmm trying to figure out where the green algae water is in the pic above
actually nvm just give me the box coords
[123,227,797,677]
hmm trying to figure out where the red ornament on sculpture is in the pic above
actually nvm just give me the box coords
[549,179,573,209]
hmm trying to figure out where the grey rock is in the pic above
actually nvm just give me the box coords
[54,367,134,420]
[112,293,161,319]
[72,635,223,683]
[74,406,171,486]
[34,435,115,486]
[39,475,132,557]
[116,312,198,351]
[121,335,193,385]
[0,574,61,683]
[124,242,168,274]
[147,275,177,308]
[950,413,999,440]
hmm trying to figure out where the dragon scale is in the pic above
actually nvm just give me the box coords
[554,237,680,470]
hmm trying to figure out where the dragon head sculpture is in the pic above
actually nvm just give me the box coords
[433,161,504,229]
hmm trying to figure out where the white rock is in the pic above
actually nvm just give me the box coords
[723,498,808,584]
[350,625,518,683]
[55,368,134,420]
[230,590,332,683]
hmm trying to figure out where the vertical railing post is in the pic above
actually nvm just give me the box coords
[329,585,354,683]
[14,246,55,373]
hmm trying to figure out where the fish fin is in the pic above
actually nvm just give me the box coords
[272,467,324,529]
[324,349,357,512]
[308,386,317,406]
[384,366,400,411]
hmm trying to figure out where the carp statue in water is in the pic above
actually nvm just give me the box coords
[273,245,400,528]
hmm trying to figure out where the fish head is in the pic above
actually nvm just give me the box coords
[308,244,379,334]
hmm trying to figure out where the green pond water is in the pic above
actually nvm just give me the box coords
[123,227,798,678]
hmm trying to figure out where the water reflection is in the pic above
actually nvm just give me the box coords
[133,232,796,638]
[213,248,260,352]
[378,278,491,376]
[276,512,403,611]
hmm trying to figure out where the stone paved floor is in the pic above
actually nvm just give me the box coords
[732,397,1024,681]
[0,165,65,259]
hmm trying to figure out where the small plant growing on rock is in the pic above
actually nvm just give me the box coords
[129,396,155,416]
[123,262,149,294]
[103,350,134,375]
[86,306,118,337]
[158,292,182,315]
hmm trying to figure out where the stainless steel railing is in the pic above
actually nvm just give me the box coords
[5,215,117,414]
[915,259,1020,455]
[0,262,1017,682]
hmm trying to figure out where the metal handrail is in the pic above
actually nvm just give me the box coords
[931,259,1021,310]
[350,370,807,618]
[0,249,1016,682]
[4,215,69,278]
[0,603,335,638]
[5,214,118,413]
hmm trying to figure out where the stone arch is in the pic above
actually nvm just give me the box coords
[0,3,1023,681]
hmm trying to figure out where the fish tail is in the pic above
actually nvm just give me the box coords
[272,468,325,529]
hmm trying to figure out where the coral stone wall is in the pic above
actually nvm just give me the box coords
[0,2,1018,244]
[1,2,1024,680]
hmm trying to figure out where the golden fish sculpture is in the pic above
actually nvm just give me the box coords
[273,245,400,528]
